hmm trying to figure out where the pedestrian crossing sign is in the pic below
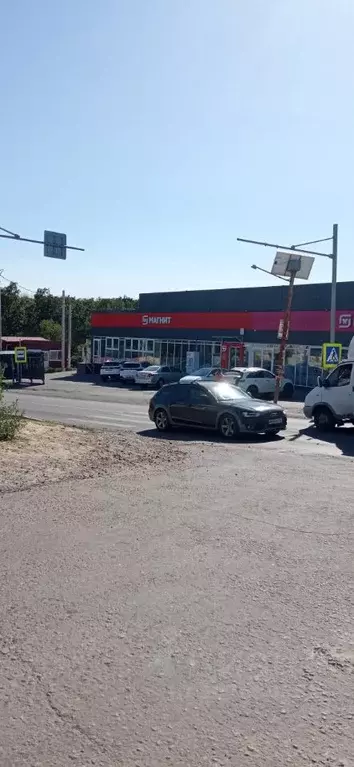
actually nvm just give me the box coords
[322,343,342,370]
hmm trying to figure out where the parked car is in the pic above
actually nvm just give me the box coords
[228,367,294,399]
[179,366,225,383]
[100,359,125,382]
[304,359,354,431]
[119,360,151,384]
[148,380,287,438]
[135,364,183,389]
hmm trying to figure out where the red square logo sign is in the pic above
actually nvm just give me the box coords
[338,313,352,329]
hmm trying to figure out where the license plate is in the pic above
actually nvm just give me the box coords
[269,417,283,425]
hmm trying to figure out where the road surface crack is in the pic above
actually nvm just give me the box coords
[1,639,114,758]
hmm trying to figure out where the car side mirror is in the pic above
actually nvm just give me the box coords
[323,378,330,388]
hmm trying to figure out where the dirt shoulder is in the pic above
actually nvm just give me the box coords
[0,420,186,494]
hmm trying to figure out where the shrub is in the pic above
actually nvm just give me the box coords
[0,371,24,441]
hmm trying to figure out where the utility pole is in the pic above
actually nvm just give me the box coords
[273,269,297,404]
[67,298,72,370]
[61,290,66,372]
[0,270,3,352]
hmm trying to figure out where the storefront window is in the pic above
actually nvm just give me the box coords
[202,343,212,366]
[106,338,112,350]
[154,341,161,362]
[167,342,175,366]
[212,342,220,366]
[160,342,168,364]
[307,347,322,387]
[262,349,273,371]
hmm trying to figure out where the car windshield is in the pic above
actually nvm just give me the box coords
[192,367,213,376]
[202,382,251,401]
[144,366,160,372]
[102,361,118,367]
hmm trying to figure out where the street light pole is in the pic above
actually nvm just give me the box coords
[330,223,338,343]
[274,270,296,404]
[238,224,338,342]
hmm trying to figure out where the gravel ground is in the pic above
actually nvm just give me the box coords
[1,438,354,766]
[0,421,186,494]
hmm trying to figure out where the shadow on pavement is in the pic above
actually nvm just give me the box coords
[138,427,285,445]
[289,423,354,457]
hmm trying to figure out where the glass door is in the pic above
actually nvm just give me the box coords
[247,346,275,371]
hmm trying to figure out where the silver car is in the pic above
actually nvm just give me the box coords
[135,365,183,389]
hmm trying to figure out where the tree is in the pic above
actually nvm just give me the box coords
[39,319,62,342]
[0,284,138,352]
[1,282,26,336]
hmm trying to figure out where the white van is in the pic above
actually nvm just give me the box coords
[304,359,354,430]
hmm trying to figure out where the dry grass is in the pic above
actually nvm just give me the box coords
[0,420,185,494]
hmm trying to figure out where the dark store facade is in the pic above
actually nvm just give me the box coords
[91,281,354,386]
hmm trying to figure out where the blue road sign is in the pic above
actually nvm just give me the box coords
[322,343,342,369]
[44,230,67,260]
[14,346,27,364]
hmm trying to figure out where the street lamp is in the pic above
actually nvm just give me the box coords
[251,264,289,282]
[239,224,338,342]
[250,255,313,404]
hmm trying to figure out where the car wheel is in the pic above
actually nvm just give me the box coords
[101,376,108,382]
[154,408,170,432]
[282,383,294,399]
[313,407,336,432]
[218,413,238,439]
[247,385,258,398]
[157,378,165,389]
[139,384,147,390]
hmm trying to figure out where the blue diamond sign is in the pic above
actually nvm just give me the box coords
[322,343,342,370]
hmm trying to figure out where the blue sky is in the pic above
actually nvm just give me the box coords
[0,0,353,298]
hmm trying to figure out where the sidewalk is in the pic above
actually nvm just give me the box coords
[283,399,305,419]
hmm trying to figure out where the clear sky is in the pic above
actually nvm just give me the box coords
[0,0,353,298]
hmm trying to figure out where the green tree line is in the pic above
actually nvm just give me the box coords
[1,282,137,351]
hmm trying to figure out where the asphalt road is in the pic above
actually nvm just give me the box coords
[2,373,354,765]
[4,373,354,458]
[2,436,354,766]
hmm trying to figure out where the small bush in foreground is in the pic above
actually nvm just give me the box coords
[0,371,24,441]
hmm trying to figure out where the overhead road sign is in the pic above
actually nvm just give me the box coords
[14,346,27,364]
[322,343,342,369]
[44,230,67,260]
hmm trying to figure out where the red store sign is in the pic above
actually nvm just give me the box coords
[91,310,354,333]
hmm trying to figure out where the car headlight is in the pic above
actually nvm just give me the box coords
[242,410,259,418]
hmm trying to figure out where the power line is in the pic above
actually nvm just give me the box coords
[0,271,37,295]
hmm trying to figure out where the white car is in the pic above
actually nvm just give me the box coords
[119,361,151,384]
[100,360,124,382]
[180,366,225,383]
[229,367,294,399]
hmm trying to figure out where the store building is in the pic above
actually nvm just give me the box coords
[91,281,354,387]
